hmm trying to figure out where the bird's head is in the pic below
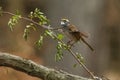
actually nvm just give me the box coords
[61,19,70,27]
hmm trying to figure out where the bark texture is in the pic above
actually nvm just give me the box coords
[0,52,92,80]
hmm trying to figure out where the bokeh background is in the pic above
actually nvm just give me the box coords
[0,0,120,80]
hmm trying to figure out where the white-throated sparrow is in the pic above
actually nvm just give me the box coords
[60,19,94,51]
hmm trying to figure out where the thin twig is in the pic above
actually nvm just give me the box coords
[68,49,95,78]
[3,11,68,30]
[57,39,95,79]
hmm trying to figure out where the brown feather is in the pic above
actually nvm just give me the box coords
[63,22,94,51]
[69,25,88,38]
[81,37,94,51]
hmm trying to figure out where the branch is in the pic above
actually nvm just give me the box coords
[0,52,92,80]
[2,11,96,79]
[2,11,62,30]
[0,9,102,79]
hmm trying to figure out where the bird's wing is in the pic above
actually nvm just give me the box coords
[68,24,79,32]
[79,32,88,38]
[69,25,88,38]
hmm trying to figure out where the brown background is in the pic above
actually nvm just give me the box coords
[0,0,120,80]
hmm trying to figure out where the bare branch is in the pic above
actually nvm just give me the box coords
[0,52,93,80]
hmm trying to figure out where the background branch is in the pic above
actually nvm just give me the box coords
[0,52,92,80]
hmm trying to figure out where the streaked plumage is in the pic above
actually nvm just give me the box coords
[61,19,94,51]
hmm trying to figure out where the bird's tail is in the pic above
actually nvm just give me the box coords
[81,37,94,51]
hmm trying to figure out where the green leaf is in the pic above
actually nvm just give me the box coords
[55,54,60,62]
[44,30,55,39]
[55,52,63,62]
[26,23,36,31]
[57,42,62,49]
[57,34,64,40]
[35,36,44,49]
[28,12,34,19]
[34,8,44,16]
[23,23,36,40]
[76,53,84,63]
[28,8,49,25]
[23,28,30,40]
[73,63,78,68]
[8,11,21,31]
[55,41,64,61]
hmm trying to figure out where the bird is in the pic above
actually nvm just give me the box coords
[60,18,94,51]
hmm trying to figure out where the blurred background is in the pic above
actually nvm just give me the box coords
[0,0,120,80]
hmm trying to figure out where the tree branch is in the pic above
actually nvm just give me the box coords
[0,52,92,80]
[1,10,95,79]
